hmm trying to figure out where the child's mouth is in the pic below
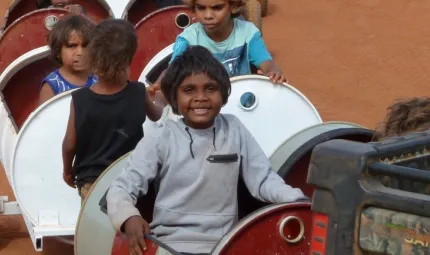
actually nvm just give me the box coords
[192,108,210,115]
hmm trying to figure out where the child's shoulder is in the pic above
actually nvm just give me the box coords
[218,113,244,129]
[233,18,260,36]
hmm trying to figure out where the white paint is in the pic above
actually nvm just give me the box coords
[223,75,322,157]
[74,153,129,254]
[104,0,133,19]
[11,90,81,229]
[138,43,174,87]
[1,119,17,182]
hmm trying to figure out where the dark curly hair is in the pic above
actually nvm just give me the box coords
[160,45,231,115]
[48,15,95,66]
[88,19,137,84]
[182,0,246,18]
[373,97,430,141]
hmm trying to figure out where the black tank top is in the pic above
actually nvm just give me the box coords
[72,81,147,188]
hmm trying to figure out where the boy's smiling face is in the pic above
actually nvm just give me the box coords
[177,73,223,129]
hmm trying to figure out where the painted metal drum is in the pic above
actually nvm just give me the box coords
[211,202,312,254]
[109,202,312,255]
[130,6,197,80]
[75,153,158,255]
[0,46,53,129]
[0,9,67,75]
[11,90,80,237]
[0,102,18,176]
[270,122,374,197]
[121,0,158,25]
[139,44,173,86]
[2,0,111,31]
[224,75,323,157]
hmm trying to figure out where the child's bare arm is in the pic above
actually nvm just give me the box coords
[145,90,166,122]
[258,60,288,84]
[62,100,76,188]
[39,83,55,105]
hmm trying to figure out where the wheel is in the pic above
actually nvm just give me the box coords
[244,0,262,34]
[258,0,268,17]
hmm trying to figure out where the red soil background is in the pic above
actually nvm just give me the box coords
[1,0,430,254]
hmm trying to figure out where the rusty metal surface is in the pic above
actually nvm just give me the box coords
[3,0,110,31]
[3,57,54,129]
[111,202,312,255]
[0,8,67,75]
[125,0,157,25]
[130,5,196,81]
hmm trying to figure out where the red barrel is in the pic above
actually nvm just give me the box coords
[0,8,68,75]
[111,202,312,255]
[212,202,312,254]
[123,0,157,25]
[130,6,196,81]
[2,0,111,31]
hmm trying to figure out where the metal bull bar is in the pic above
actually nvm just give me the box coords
[307,131,430,255]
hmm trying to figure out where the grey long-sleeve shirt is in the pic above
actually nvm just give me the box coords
[107,114,306,253]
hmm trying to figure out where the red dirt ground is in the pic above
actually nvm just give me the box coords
[2,0,430,254]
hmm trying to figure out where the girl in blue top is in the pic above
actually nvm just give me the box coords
[39,15,96,105]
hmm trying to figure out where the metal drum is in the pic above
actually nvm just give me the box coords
[11,90,80,251]
[121,0,158,25]
[224,75,323,157]
[0,97,18,176]
[270,122,374,198]
[2,0,111,31]
[75,153,158,255]
[0,46,53,129]
[0,9,67,75]
[211,202,312,254]
[109,202,312,254]
[139,44,173,86]
[130,6,196,80]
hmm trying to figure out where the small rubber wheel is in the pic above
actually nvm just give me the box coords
[244,0,262,34]
[258,0,268,17]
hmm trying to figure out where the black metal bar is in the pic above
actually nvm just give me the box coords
[368,162,430,183]
[144,233,184,255]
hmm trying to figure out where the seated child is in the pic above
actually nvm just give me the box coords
[373,97,430,195]
[107,45,307,255]
[39,15,96,105]
[150,0,287,97]
[62,19,165,203]
[37,0,86,15]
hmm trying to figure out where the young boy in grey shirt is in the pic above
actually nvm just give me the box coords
[107,46,307,255]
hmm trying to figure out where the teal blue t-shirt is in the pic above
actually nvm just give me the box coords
[170,19,273,77]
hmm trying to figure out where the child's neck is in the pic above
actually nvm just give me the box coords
[59,67,90,87]
[205,19,234,42]
[90,77,128,95]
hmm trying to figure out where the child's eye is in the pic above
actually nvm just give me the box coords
[212,5,225,10]
[195,5,205,11]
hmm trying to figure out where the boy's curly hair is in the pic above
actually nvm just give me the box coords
[373,97,430,141]
[182,0,247,18]
[48,15,95,66]
[88,19,137,84]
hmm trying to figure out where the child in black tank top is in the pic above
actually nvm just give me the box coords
[61,19,165,203]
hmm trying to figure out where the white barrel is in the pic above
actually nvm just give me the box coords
[74,153,130,255]
[223,75,322,157]
[11,90,80,231]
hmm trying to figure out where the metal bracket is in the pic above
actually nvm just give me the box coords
[0,196,21,215]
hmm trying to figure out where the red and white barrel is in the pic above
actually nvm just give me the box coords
[2,0,111,32]
[130,6,196,80]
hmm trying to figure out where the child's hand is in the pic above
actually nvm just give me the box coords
[65,4,85,15]
[124,215,150,255]
[63,172,75,188]
[257,70,289,84]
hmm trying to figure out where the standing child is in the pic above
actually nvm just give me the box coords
[107,46,307,255]
[62,19,165,203]
[39,15,96,105]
